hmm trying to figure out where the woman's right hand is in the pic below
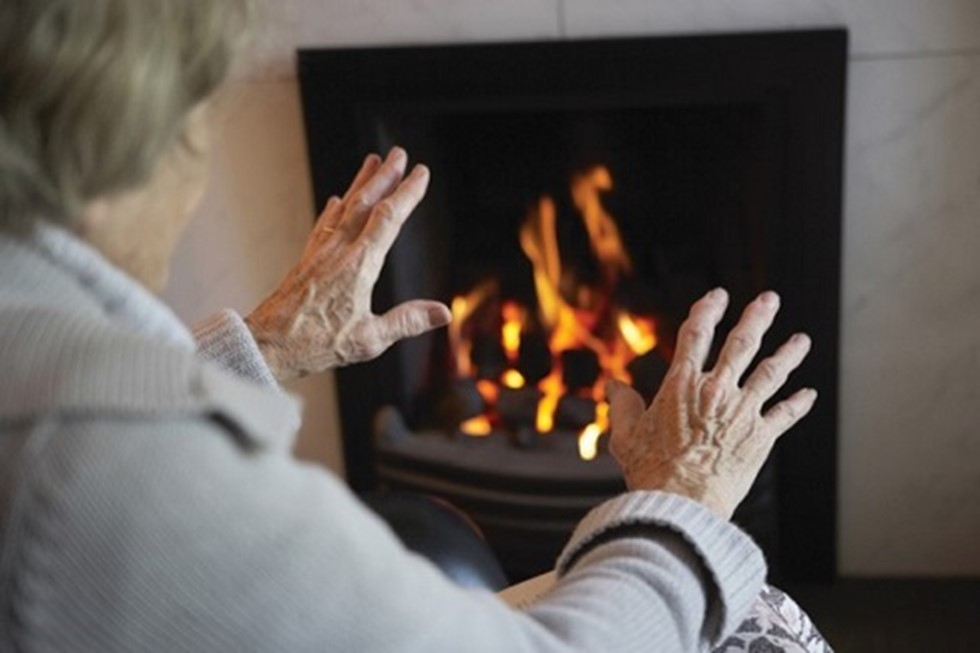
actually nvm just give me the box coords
[244,148,451,381]
[606,288,817,519]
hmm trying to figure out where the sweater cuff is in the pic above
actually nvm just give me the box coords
[557,491,766,641]
[193,309,279,389]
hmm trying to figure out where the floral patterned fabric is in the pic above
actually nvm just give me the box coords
[713,585,833,653]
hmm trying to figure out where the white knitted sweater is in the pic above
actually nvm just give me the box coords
[0,225,765,652]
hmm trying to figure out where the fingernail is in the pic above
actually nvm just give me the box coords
[412,164,430,179]
[804,388,819,401]
[760,291,779,306]
[792,332,811,346]
[427,305,451,326]
[388,146,407,162]
[706,287,725,299]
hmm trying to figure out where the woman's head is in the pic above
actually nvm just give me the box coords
[0,0,252,235]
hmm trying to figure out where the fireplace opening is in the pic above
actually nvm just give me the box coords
[298,30,846,582]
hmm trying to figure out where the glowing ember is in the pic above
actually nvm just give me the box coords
[476,380,499,405]
[577,423,603,461]
[502,369,526,389]
[460,415,493,437]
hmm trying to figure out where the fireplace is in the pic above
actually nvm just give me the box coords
[298,29,846,582]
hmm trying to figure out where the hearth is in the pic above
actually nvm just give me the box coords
[298,29,846,582]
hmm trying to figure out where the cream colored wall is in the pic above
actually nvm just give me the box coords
[162,79,345,473]
[163,0,980,577]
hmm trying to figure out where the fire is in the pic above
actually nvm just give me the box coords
[502,369,525,389]
[571,167,633,282]
[476,380,499,405]
[535,371,563,433]
[578,423,603,461]
[577,401,610,461]
[617,313,657,356]
[449,165,658,461]
[460,415,492,437]
[449,281,495,377]
[519,196,563,329]
[501,302,524,361]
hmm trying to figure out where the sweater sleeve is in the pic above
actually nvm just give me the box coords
[26,409,766,653]
[192,309,278,388]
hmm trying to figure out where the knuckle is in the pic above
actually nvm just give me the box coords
[773,400,799,423]
[670,356,699,379]
[352,192,372,211]
[728,331,755,354]
[701,377,724,406]
[781,402,800,421]
[397,311,424,338]
[373,199,397,222]
[756,359,782,385]
[682,324,711,345]
[357,337,385,361]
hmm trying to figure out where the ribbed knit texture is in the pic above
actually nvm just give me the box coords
[557,492,766,642]
[0,225,766,652]
[193,310,279,389]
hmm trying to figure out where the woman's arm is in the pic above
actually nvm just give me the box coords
[26,403,762,652]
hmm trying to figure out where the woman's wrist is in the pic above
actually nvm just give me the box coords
[244,316,294,383]
[628,462,733,520]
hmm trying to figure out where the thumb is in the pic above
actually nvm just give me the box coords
[375,300,451,346]
[606,379,645,443]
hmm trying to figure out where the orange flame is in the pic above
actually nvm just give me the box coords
[476,379,499,406]
[519,196,563,329]
[535,371,564,433]
[501,302,524,361]
[617,312,657,356]
[571,166,633,282]
[450,281,495,377]
[577,401,610,461]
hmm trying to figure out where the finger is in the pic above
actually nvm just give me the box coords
[606,379,645,445]
[342,153,383,202]
[373,300,452,347]
[742,332,812,401]
[314,195,343,232]
[357,164,430,255]
[763,387,818,436]
[672,288,729,372]
[712,291,780,382]
[339,147,408,238]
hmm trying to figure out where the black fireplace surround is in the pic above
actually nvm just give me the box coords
[298,29,846,582]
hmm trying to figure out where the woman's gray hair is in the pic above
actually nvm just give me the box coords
[0,0,253,233]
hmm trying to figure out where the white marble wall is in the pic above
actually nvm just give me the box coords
[163,0,980,577]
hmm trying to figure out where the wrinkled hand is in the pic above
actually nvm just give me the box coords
[606,289,817,519]
[245,148,451,381]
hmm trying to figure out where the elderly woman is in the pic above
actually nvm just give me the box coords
[0,1,829,651]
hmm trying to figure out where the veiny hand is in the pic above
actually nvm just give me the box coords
[606,288,817,519]
[245,148,451,381]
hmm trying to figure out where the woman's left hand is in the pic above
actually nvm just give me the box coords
[244,147,451,382]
